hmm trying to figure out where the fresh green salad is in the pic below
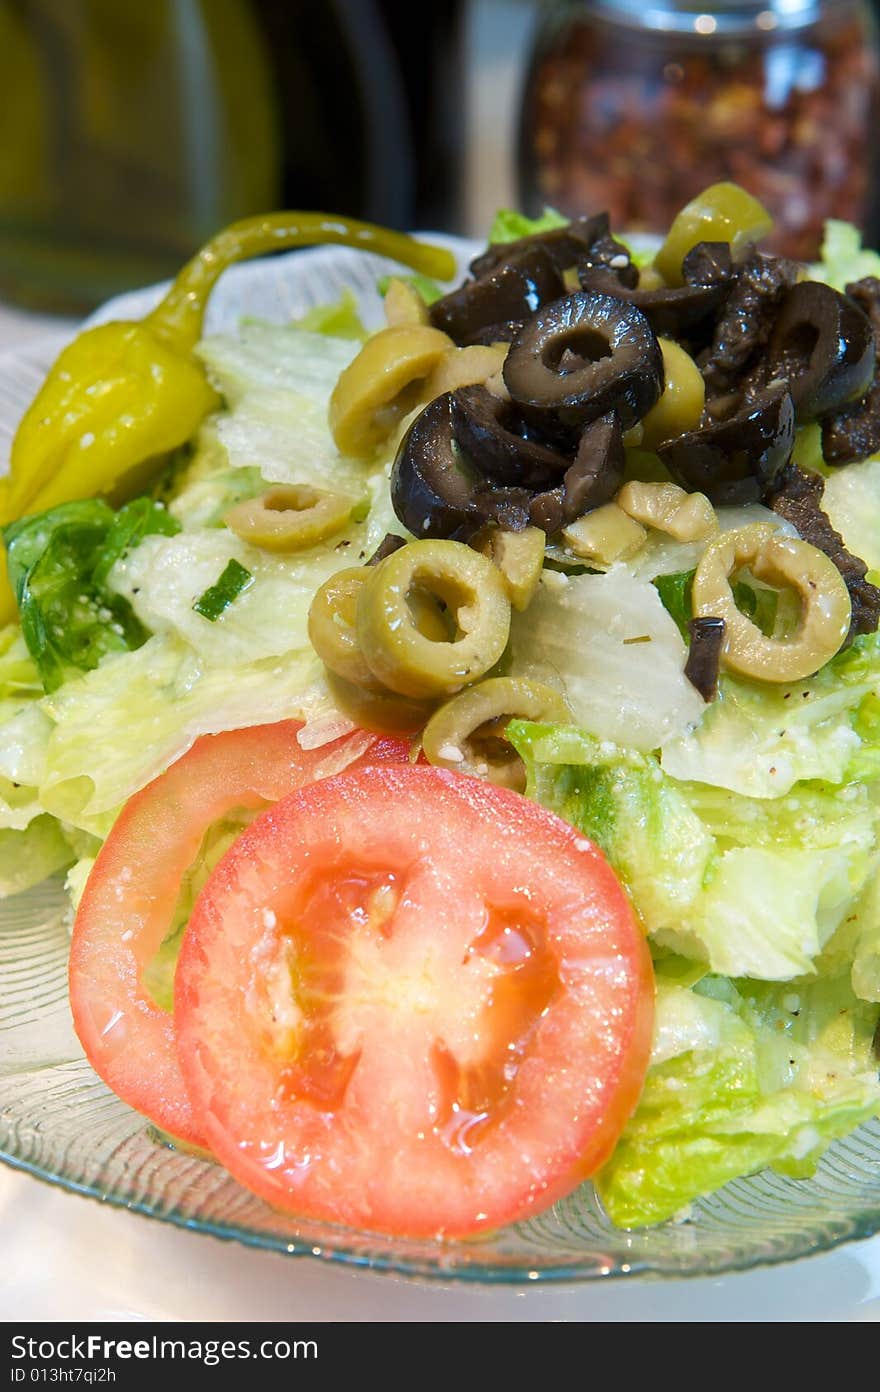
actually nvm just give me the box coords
[2,189,880,1234]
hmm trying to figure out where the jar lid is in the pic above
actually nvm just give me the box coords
[589,1,828,34]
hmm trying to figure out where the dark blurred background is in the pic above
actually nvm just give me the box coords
[1,0,879,316]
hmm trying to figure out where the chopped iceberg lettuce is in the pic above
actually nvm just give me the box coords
[36,634,323,834]
[0,703,54,831]
[209,388,350,490]
[197,322,357,408]
[508,567,705,751]
[0,626,40,701]
[108,519,369,670]
[196,323,362,488]
[823,458,880,574]
[597,976,880,1227]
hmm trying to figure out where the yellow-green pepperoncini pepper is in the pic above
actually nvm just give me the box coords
[0,212,456,623]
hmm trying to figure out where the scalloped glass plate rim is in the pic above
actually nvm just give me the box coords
[1,236,879,1285]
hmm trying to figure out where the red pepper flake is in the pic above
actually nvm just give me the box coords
[519,8,880,260]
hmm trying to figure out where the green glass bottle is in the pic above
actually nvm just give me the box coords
[0,0,280,312]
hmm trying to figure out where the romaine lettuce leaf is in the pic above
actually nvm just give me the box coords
[0,814,74,897]
[849,871,880,1003]
[510,722,878,980]
[509,722,713,933]
[653,567,778,641]
[376,273,444,307]
[661,633,880,797]
[487,206,657,269]
[597,976,880,1227]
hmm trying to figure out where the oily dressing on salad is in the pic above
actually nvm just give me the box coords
[2,187,880,1238]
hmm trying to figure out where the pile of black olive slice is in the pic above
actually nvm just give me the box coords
[390,210,880,638]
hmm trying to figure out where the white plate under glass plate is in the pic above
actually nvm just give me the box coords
[2,237,880,1293]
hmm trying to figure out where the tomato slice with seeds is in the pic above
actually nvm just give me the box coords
[174,765,654,1238]
[68,722,412,1147]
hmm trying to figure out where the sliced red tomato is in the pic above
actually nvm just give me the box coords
[69,722,412,1147]
[175,765,654,1238]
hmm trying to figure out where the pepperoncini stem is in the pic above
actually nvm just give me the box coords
[148,212,458,351]
[0,214,456,625]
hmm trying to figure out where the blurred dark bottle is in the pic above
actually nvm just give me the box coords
[374,0,466,233]
[0,0,464,315]
[259,0,465,231]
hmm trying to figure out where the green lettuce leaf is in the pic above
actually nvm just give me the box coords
[196,324,362,485]
[488,207,567,243]
[36,633,323,834]
[3,499,180,693]
[291,289,367,339]
[509,722,713,934]
[486,207,656,268]
[597,976,880,1227]
[0,813,74,897]
[0,625,40,701]
[376,273,444,307]
[509,722,878,981]
[814,219,880,292]
[823,458,880,573]
[848,871,880,1003]
[661,632,880,797]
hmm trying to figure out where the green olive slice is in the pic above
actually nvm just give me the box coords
[691,523,851,682]
[225,484,354,552]
[472,525,546,610]
[356,539,511,698]
[422,676,570,789]
[308,567,383,690]
[637,338,705,450]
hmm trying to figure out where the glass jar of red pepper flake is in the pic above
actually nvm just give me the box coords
[518,0,880,261]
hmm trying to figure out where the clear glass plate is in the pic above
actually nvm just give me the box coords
[2,239,880,1284]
